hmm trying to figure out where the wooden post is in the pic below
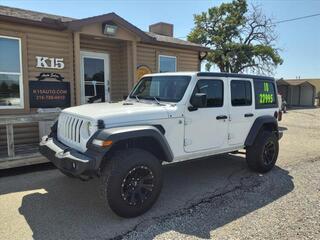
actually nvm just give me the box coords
[126,41,133,92]
[6,124,15,158]
[132,41,137,84]
[74,32,81,105]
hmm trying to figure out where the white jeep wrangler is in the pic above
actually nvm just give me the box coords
[40,72,282,218]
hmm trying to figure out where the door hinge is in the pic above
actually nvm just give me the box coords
[184,138,192,146]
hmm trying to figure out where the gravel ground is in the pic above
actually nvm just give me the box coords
[0,108,319,240]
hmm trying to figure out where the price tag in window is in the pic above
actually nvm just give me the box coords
[259,82,274,104]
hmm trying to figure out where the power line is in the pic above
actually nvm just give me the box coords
[176,13,320,39]
[275,13,320,24]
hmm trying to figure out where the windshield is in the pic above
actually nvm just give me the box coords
[130,76,191,102]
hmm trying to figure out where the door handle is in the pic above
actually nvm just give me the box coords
[244,113,254,117]
[216,115,228,120]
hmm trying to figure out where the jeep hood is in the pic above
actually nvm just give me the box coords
[62,101,172,125]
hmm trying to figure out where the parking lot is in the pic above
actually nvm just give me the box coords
[0,108,319,240]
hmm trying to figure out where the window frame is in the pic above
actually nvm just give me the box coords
[230,80,252,107]
[158,54,177,73]
[253,79,278,109]
[0,35,24,109]
[191,78,224,108]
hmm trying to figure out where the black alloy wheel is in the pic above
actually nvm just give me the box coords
[100,148,163,218]
[121,165,155,206]
[246,130,279,173]
[263,141,276,165]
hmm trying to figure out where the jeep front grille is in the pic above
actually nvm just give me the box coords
[58,114,84,143]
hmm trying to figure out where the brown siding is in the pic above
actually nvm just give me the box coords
[178,51,200,71]
[0,21,75,113]
[119,41,129,94]
[137,43,199,74]
[80,36,129,101]
[137,44,157,72]
[0,22,73,147]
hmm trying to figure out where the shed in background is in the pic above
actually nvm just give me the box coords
[277,79,318,107]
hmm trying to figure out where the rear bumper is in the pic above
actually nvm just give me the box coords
[39,136,95,177]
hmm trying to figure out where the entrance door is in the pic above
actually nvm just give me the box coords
[80,51,110,104]
[184,77,229,152]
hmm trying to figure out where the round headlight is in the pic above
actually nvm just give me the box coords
[87,122,94,136]
[80,121,96,139]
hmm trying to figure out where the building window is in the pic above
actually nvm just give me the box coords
[0,36,23,109]
[159,55,176,73]
[192,79,224,107]
[231,80,252,106]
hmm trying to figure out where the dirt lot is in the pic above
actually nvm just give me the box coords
[0,108,319,240]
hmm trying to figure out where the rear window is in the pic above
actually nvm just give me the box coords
[254,79,278,109]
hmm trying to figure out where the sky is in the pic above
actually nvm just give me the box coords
[0,0,319,79]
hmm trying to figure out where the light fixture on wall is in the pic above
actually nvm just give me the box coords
[102,22,118,36]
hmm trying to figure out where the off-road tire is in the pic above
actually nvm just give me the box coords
[100,148,163,218]
[246,130,279,173]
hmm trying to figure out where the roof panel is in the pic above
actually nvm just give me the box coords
[145,32,206,49]
[197,72,275,81]
[0,5,74,22]
[0,5,208,51]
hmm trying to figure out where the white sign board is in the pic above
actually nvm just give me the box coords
[36,56,65,69]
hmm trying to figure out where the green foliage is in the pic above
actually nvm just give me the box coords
[188,0,283,75]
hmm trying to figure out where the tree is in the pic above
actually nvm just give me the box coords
[188,0,283,75]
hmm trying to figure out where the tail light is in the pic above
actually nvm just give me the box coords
[274,111,282,121]
[278,110,282,121]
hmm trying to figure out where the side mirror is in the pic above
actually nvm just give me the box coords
[123,95,128,100]
[189,93,207,111]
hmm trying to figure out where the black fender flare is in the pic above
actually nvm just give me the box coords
[245,116,279,147]
[88,125,174,165]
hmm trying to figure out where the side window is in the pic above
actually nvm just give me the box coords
[192,79,223,107]
[254,79,277,109]
[231,80,252,106]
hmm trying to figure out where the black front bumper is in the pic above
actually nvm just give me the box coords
[39,136,97,177]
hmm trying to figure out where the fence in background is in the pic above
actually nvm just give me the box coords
[0,112,58,169]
